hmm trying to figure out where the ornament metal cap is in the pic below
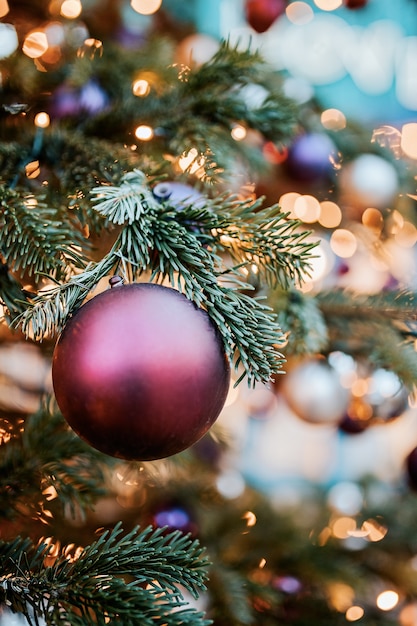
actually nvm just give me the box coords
[109,275,124,288]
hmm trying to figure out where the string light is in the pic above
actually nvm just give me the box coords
[133,79,151,97]
[314,0,342,9]
[376,590,400,611]
[0,0,9,18]
[130,0,162,15]
[22,31,48,58]
[321,108,346,131]
[330,229,357,258]
[34,112,50,128]
[60,0,82,19]
[134,125,154,141]
[286,2,314,25]
[231,124,247,141]
[346,606,365,621]
[401,123,417,159]
[319,201,342,228]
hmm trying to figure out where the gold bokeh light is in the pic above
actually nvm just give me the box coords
[131,0,162,15]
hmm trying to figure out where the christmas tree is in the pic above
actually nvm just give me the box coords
[2,0,417,624]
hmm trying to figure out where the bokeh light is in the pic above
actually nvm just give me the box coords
[34,112,50,128]
[22,31,48,58]
[314,0,342,9]
[401,123,417,159]
[321,108,346,130]
[330,229,357,258]
[346,606,365,621]
[286,2,314,25]
[376,590,400,611]
[319,201,342,228]
[0,0,9,17]
[134,125,154,141]
[60,0,82,19]
[131,0,162,15]
[132,79,150,97]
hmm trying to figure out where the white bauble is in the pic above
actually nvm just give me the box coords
[339,153,399,208]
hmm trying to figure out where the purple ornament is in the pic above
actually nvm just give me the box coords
[153,182,206,210]
[285,133,336,182]
[79,80,109,115]
[50,85,82,119]
[52,282,230,461]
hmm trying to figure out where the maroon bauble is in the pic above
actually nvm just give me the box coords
[52,282,230,461]
[245,0,287,33]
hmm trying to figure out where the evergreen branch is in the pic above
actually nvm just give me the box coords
[0,524,211,626]
[0,401,112,522]
[0,185,87,280]
[269,287,329,356]
[317,289,417,388]
[13,170,316,384]
[89,169,159,224]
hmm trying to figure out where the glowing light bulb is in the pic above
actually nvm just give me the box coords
[294,194,321,223]
[330,229,357,258]
[34,112,50,128]
[401,123,417,159]
[0,0,9,18]
[231,124,247,141]
[314,0,342,9]
[134,125,154,141]
[321,108,346,131]
[133,79,150,97]
[286,2,314,25]
[131,0,162,15]
[60,0,82,19]
[319,201,342,228]
[346,606,365,621]
[376,590,399,611]
[23,31,48,58]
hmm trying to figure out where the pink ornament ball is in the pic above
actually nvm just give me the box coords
[52,282,230,461]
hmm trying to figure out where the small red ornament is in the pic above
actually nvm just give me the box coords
[344,0,368,9]
[52,281,230,461]
[245,0,287,33]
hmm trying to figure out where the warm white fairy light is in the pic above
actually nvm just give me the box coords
[279,192,301,220]
[401,123,417,159]
[134,125,154,141]
[286,2,314,25]
[132,79,150,97]
[314,0,342,9]
[34,112,50,128]
[376,590,400,611]
[60,0,82,19]
[330,229,357,258]
[321,108,346,131]
[23,31,48,58]
[319,201,342,228]
[346,606,365,621]
[0,0,9,17]
[178,148,205,174]
[294,194,321,223]
[231,124,247,141]
[131,0,162,15]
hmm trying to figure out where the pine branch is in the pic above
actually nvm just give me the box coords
[0,185,87,280]
[13,171,315,384]
[0,524,211,626]
[317,288,417,388]
[0,401,112,522]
